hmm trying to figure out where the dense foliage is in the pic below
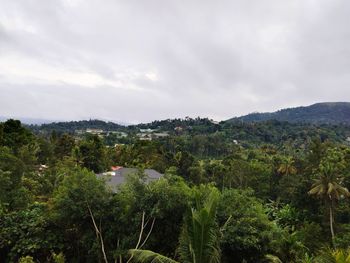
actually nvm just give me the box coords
[228,102,350,125]
[29,120,124,134]
[2,118,350,262]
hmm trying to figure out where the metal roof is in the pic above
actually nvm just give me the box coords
[96,168,163,190]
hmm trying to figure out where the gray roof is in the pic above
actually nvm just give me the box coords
[96,168,163,190]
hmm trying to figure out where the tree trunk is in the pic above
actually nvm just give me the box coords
[329,203,335,241]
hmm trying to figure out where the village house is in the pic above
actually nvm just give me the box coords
[96,166,163,191]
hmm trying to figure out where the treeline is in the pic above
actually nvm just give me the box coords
[228,102,350,124]
[1,119,350,262]
[29,119,125,134]
[29,118,350,150]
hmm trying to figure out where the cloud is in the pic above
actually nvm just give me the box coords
[0,0,350,122]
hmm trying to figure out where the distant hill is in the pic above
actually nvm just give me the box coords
[0,116,60,125]
[227,102,350,124]
[29,119,125,134]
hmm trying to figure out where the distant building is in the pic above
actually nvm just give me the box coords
[137,133,153,141]
[152,132,169,138]
[139,128,156,133]
[108,131,128,137]
[136,131,169,140]
[86,128,104,135]
[96,167,163,191]
[210,119,220,125]
[174,126,183,132]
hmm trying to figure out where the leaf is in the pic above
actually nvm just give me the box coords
[129,249,179,263]
[265,254,283,263]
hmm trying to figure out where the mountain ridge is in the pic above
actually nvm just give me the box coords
[227,102,350,124]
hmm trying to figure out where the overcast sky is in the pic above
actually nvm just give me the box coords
[0,0,349,123]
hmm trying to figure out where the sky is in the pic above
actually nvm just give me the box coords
[0,0,350,124]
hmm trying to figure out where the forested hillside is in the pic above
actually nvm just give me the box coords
[2,118,350,262]
[228,102,350,124]
[29,117,350,148]
[29,119,125,133]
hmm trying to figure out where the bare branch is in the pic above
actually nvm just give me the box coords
[127,212,156,263]
[135,212,146,249]
[139,217,156,249]
[87,202,109,263]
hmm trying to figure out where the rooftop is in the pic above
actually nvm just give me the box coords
[96,167,163,191]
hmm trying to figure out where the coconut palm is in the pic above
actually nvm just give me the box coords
[308,162,350,241]
[278,156,297,177]
[330,248,350,263]
[314,247,350,263]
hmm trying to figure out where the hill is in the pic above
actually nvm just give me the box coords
[29,119,125,134]
[0,116,60,125]
[227,102,350,124]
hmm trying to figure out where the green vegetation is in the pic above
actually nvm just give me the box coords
[228,102,350,124]
[1,117,350,262]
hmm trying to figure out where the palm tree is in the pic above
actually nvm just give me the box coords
[129,188,221,263]
[308,162,350,241]
[278,156,297,177]
[177,189,220,263]
[314,247,350,263]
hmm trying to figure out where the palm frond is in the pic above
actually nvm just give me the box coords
[316,248,350,263]
[178,188,221,263]
[265,254,283,263]
[128,249,179,263]
[308,184,324,196]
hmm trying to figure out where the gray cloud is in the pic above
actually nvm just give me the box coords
[0,0,349,123]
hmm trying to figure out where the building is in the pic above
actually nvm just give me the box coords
[174,126,183,132]
[96,166,163,191]
[139,128,156,133]
[86,128,104,135]
[153,132,169,138]
[137,133,153,141]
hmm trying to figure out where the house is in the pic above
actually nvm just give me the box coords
[137,133,153,141]
[86,128,104,135]
[153,132,169,138]
[139,128,156,133]
[108,131,128,137]
[137,131,169,140]
[96,166,163,190]
[209,119,220,125]
[174,126,183,132]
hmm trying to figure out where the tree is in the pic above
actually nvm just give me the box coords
[217,189,276,262]
[0,147,28,210]
[113,174,191,258]
[130,187,221,263]
[0,203,62,262]
[50,166,111,261]
[77,135,108,173]
[177,187,221,263]
[54,134,75,160]
[308,148,350,241]
[278,156,297,177]
[0,119,34,154]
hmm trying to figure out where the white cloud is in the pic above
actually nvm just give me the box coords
[0,0,349,122]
